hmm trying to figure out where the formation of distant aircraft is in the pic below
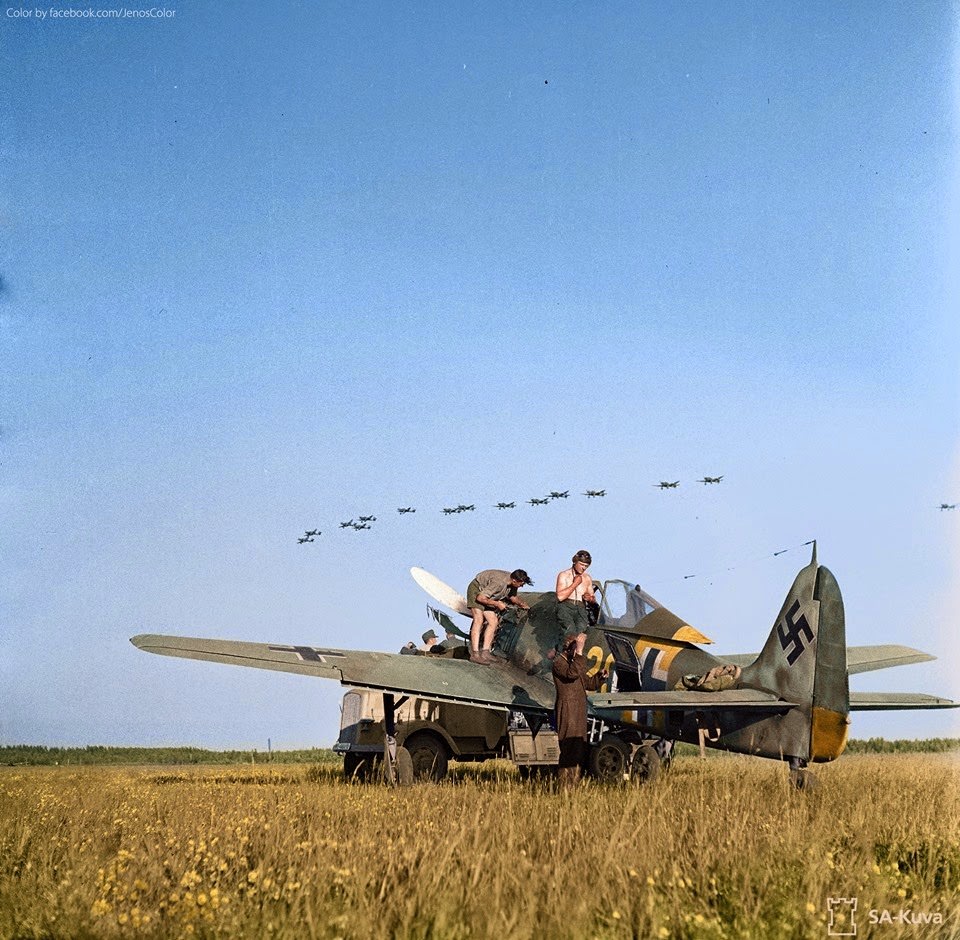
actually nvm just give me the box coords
[300,475,958,543]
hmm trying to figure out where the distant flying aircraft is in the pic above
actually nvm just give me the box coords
[697,476,724,485]
[339,520,355,529]
[358,515,377,523]
[442,508,458,515]
[548,491,569,499]
[455,504,475,513]
[351,523,371,530]
[397,507,416,514]
[528,497,549,505]
[495,502,516,509]
[304,529,320,537]
[584,489,606,498]
[297,536,314,544]
[939,503,957,511]
[655,481,680,489]
[134,545,958,790]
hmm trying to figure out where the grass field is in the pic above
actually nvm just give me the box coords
[1,754,958,939]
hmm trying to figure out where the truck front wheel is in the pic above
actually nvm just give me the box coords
[343,753,379,782]
[403,733,449,781]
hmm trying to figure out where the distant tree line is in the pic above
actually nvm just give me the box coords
[1,739,957,766]
[0,745,342,766]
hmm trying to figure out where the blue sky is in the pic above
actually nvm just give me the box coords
[2,1,958,749]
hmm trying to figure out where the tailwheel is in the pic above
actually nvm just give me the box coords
[587,735,632,782]
[629,745,661,785]
[789,768,820,791]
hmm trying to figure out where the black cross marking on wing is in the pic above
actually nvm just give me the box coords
[776,600,813,666]
[268,645,347,663]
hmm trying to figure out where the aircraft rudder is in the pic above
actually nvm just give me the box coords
[810,564,850,761]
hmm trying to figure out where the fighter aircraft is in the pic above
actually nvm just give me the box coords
[339,520,355,529]
[548,491,570,499]
[495,502,516,509]
[304,529,320,537]
[351,523,371,530]
[132,544,956,789]
[296,536,314,544]
[397,507,416,514]
[442,507,458,515]
[654,481,680,489]
[528,497,550,505]
[939,503,957,511]
[584,489,606,497]
[455,504,475,513]
[697,476,724,485]
[358,515,377,523]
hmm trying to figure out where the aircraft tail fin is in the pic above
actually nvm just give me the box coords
[740,549,850,762]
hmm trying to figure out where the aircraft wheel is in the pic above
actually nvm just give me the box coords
[404,733,449,781]
[587,735,632,782]
[394,746,414,786]
[629,745,661,785]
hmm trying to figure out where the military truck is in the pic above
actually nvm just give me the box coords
[333,688,666,783]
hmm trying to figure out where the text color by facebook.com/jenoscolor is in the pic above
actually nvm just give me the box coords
[6,6,175,19]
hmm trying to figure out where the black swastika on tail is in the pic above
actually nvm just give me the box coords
[777,600,813,666]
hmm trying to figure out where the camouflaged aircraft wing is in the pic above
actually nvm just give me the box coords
[719,644,936,674]
[588,689,798,714]
[130,634,555,713]
[848,692,959,710]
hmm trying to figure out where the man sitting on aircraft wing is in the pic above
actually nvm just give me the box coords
[554,550,596,650]
[466,568,532,664]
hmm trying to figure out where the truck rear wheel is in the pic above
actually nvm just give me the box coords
[403,733,449,781]
[630,745,661,785]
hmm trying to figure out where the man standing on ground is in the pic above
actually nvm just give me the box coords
[552,631,606,788]
[465,568,532,664]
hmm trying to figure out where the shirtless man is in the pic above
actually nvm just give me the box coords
[465,568,532,664]
[554,550,595,649]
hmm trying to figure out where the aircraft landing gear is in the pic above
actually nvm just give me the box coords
[382,692,414,786]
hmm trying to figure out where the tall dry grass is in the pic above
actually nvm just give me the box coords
[1,754,958,939]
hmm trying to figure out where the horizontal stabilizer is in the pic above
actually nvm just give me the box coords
[130,634,554,713]
[720,644,936,674]
[849,692,959,711]
[845,645,936,674]
[588,689,796,713]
